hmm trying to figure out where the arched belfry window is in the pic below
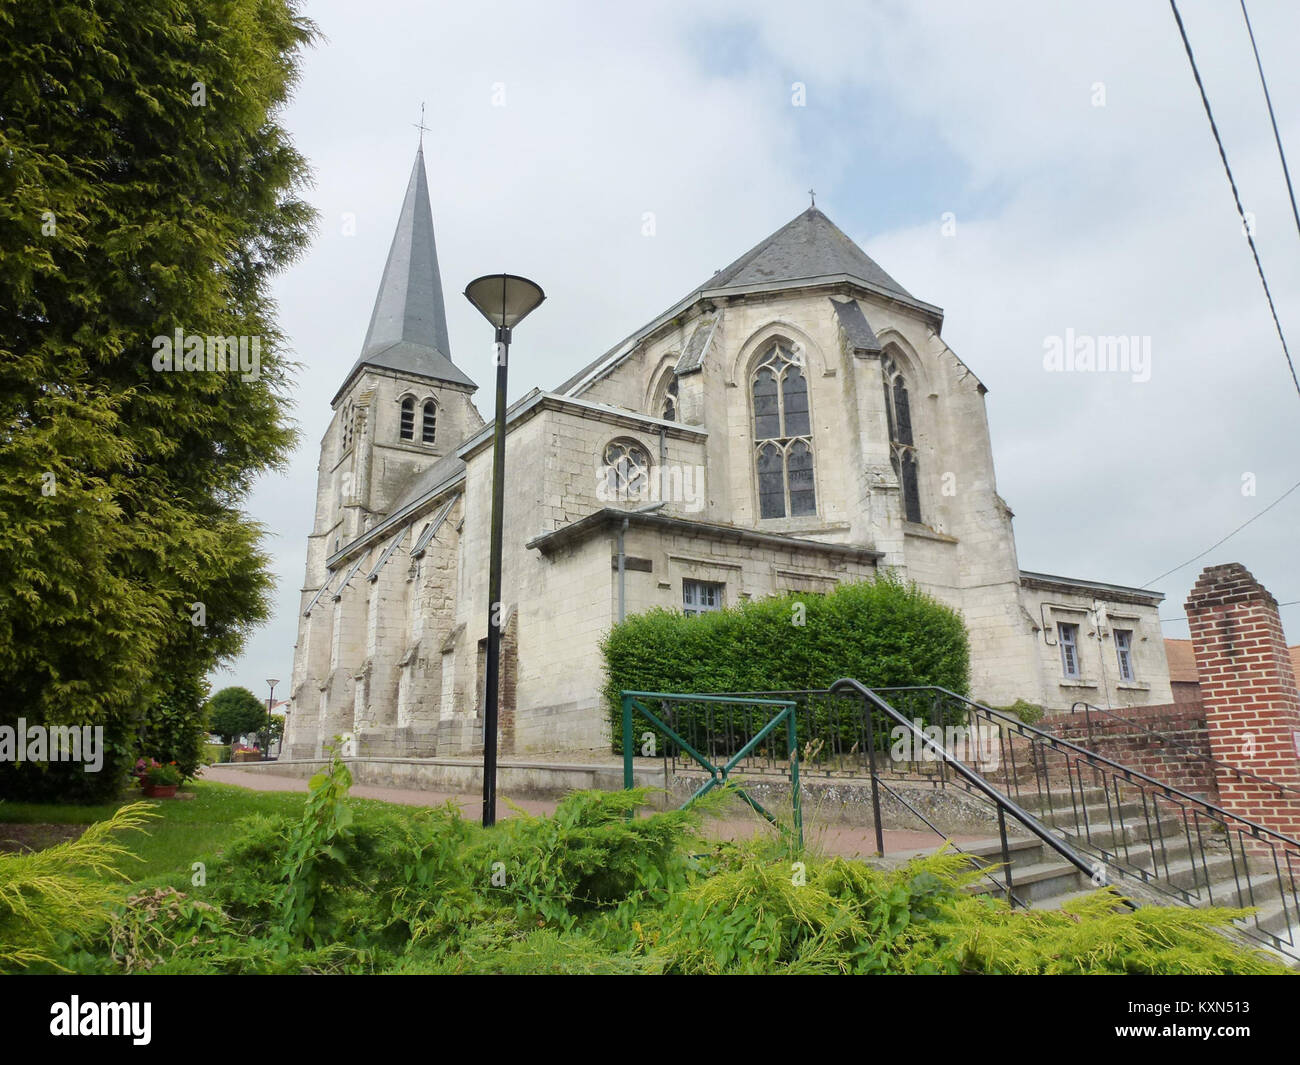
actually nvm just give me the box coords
[751,341,816,518]
[399,396,415,441]
[422,400,437,444]
[661,376,679,422]
[602,438,651,501]
[342,402,355,451]
[882,355,922,524]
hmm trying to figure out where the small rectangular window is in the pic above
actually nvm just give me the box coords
[1114,629,1135,682]
[1058,622,1080,679]
[682,579,724,617]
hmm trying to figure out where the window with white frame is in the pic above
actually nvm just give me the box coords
[1114,629,1135,682]
[682,579,724,617]
[1058,622,1081,679]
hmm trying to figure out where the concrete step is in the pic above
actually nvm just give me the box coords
[949,835,1048,872]
[970,858,1092,904]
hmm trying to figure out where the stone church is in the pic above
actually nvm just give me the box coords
[283,148,1174,760]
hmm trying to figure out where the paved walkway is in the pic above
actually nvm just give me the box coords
[202,764,982,859]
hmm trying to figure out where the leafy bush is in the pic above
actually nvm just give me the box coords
[602,576,970,751]
[32,759,1287,976]
[136,677,209,781]
[988,698,1045,725]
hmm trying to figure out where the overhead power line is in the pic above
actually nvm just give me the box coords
[1141,476,1300,589]
[1169,0,1300,399]
[1240,1,1300,244]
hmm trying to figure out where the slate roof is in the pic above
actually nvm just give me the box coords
[703,207,914,299]
[673,314,718,374]
[556,205,937,398]
[333,148,475,404]
[830,298,883,354]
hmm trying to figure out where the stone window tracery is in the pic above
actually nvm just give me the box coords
[751,341,816,519]
[882,355,921,524]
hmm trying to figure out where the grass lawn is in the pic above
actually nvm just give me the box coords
[0,781,418,888]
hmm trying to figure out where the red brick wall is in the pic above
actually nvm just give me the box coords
[1040,700,1216,797]
[1185,563,1300,840]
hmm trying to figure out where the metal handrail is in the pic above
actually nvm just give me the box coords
[878,685,1300,850]
[870,773,1030,908]
[826,678,1122,909]
[1068,699,1300,802]
[875,685,1300,959]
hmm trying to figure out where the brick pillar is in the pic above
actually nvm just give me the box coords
[1185,563,1300,839]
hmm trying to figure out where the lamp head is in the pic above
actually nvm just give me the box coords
[464,274,545,342]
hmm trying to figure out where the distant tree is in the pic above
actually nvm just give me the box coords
[0,0,317,800]
[206,687,268,744]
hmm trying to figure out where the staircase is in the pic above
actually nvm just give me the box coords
[837,680,1300,964]
[937,789,1296,957]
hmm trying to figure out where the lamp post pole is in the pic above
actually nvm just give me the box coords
[464,274,545,829]
[265,678,278,761]
[482,326,510,828]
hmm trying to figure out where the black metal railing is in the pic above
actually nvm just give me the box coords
[628,687,969,786]
[1068,700,1300,802]
[878,686,1300,960]
[826,678,1113,910]
[627,683,1102,909]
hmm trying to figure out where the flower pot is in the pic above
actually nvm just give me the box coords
[142,784,178,799]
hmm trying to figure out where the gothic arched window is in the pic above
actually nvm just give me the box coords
[661,376,679,422]
[602,439,651,501]
[751,341,817,519]
[422,400,437,444]
[342,402,355,451]
[882,355,922,524]
[399,396,414,441]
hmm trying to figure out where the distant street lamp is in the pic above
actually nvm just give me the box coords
[265,678,279,761]
[464,274,545,828]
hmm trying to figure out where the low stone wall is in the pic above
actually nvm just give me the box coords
[228,756,639,798]
[228,757,999,831]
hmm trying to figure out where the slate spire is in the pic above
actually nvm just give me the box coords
[334,147,474,403]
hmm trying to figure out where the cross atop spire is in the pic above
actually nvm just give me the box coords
[331,146,476,405]
[808,188,816,208]
[412,102,430,148]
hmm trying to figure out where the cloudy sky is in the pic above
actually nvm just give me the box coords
[214,0,1300,697]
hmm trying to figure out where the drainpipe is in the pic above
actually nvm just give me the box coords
[616,501,665,623]
[617,517,628,623]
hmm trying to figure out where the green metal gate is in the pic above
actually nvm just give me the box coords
[620,691,803,848]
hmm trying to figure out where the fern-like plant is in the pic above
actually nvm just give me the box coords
[0,801,155,971]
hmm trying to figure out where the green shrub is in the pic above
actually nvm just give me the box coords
[602,576,970,751]
[0,802,156,971]
[988,698,1045,725]
[137,677,209,781]
[38,760,1287,976]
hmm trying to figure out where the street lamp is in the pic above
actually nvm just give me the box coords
[464,273,545,827]
[265,678,279,761]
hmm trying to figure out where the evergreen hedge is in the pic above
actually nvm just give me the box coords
[601,576,970,752]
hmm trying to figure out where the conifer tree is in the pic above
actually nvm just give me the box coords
[0,0,317,798]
